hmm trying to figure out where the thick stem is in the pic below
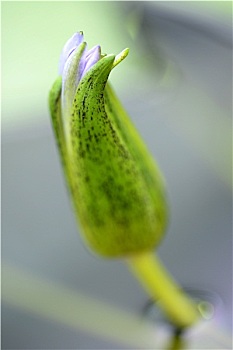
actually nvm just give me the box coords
[127,252,200,329]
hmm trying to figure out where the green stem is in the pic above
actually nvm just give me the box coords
[127,252,200,329]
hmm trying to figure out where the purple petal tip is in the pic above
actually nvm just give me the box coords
[59,32,84,75]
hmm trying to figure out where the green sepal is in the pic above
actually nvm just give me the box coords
[48,76,73,193]
[49,76,64,161]
[104,82,168,226]
[68,56,168,257]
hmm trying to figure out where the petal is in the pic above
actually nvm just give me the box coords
[59,32,84,75]
[81,45,101,79]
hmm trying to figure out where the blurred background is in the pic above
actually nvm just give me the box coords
[2,1,232,349]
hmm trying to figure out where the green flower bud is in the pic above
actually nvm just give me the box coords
[49,32,168,258]
[49,33,200,331]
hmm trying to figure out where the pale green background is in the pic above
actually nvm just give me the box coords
[2,1,231,131]
[2,1,136,131]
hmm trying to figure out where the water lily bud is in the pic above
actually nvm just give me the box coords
[49,32,168,258]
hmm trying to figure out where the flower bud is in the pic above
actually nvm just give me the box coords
[49,32,168,257]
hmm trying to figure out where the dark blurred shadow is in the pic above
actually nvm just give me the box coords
[166,332,187,350]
